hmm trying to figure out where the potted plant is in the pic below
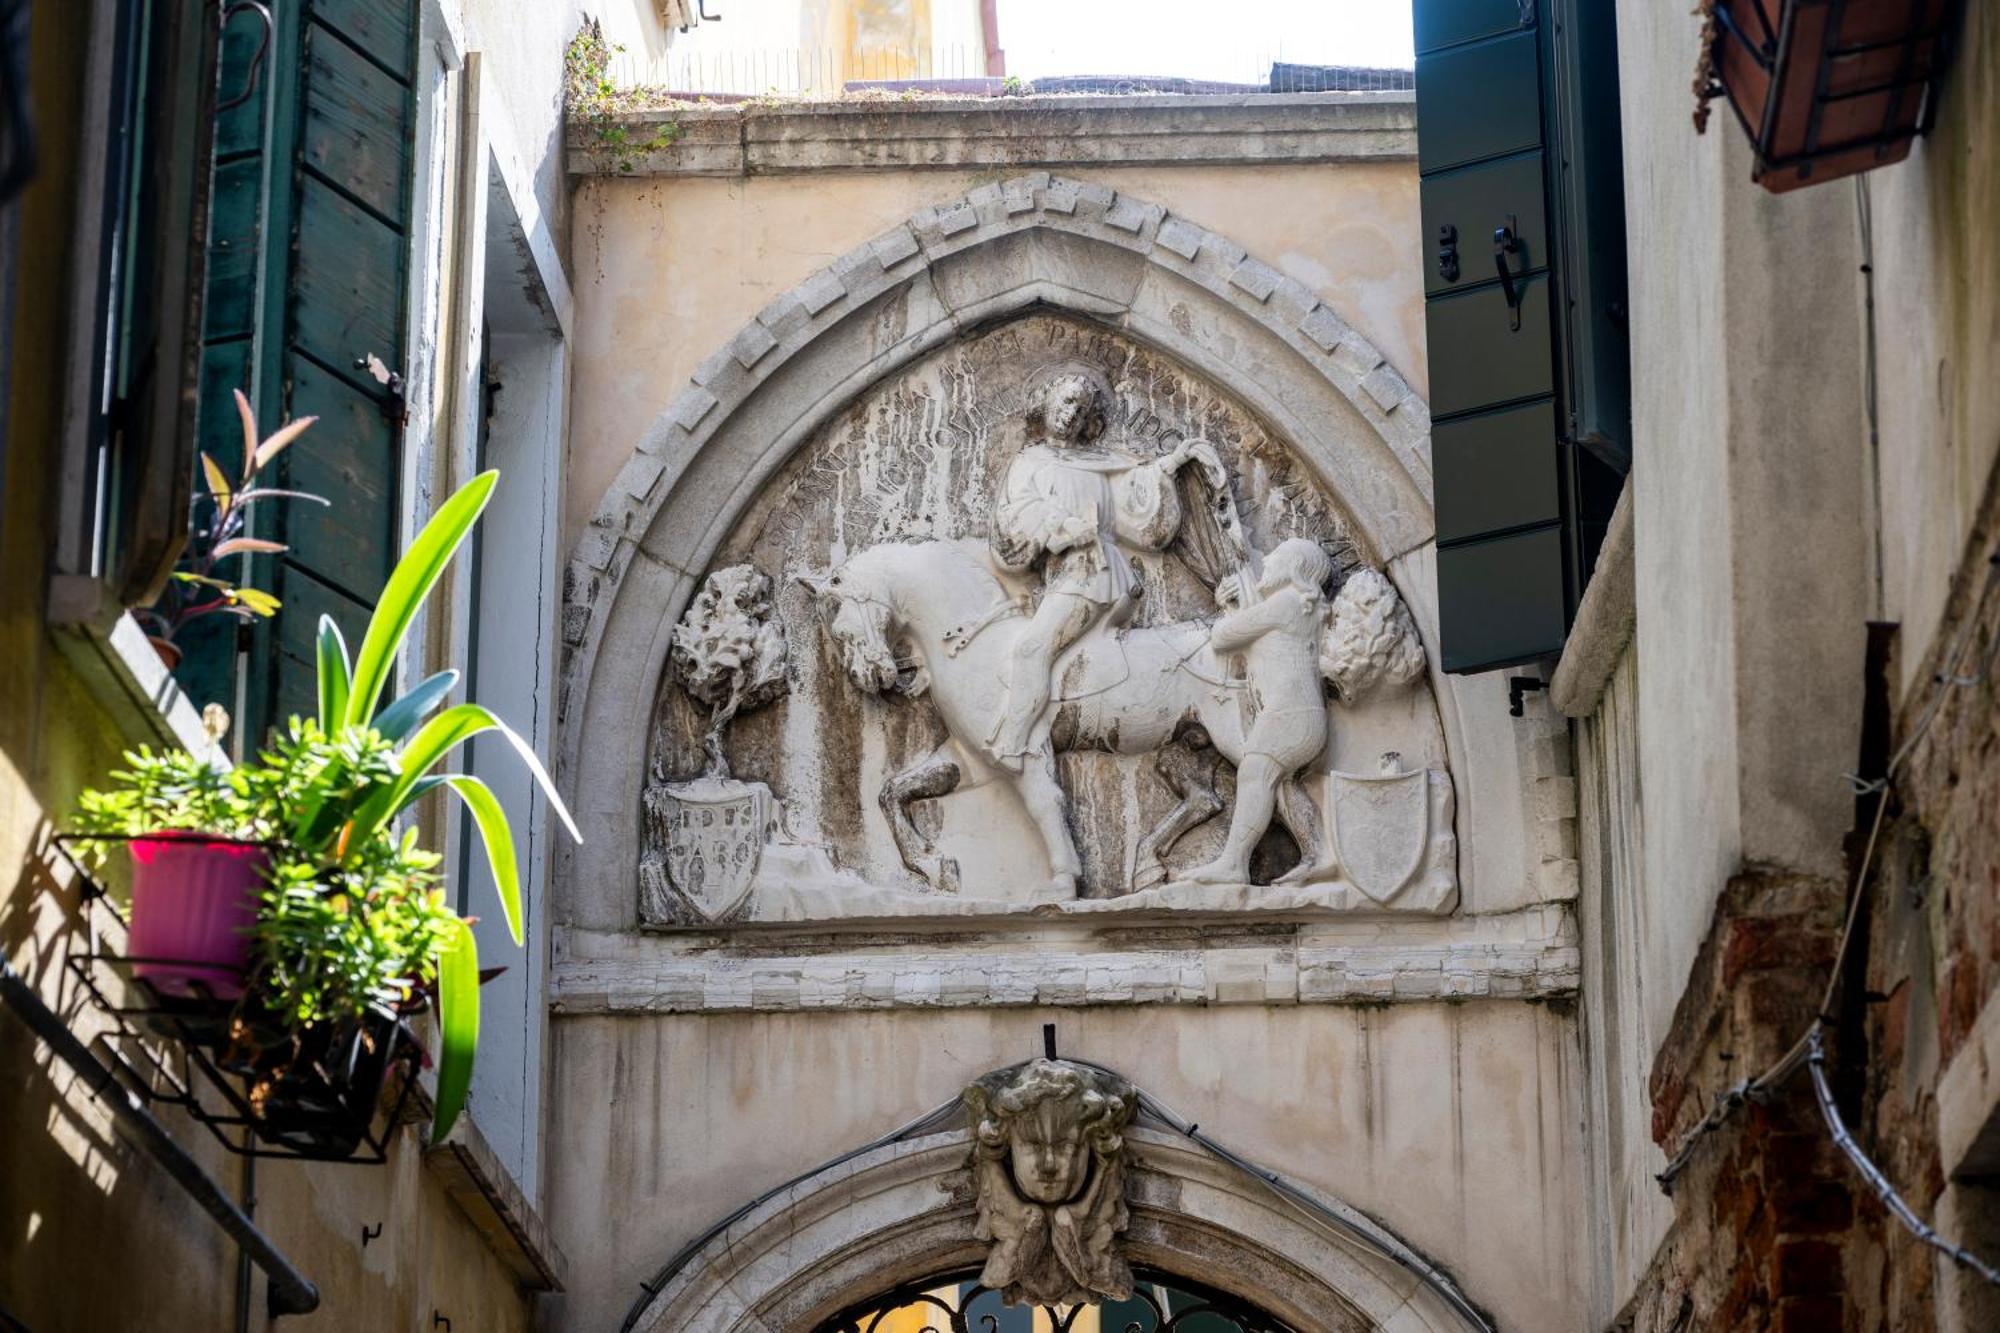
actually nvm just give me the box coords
[133,390,328,667]
[72,470,577,1148]
[70,743,270,1001]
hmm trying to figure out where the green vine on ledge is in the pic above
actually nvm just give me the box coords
[564,19,683,174]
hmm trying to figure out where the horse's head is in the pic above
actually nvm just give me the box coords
[795,561,902,695]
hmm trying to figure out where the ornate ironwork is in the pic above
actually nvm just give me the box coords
[818,1265,1293,1333]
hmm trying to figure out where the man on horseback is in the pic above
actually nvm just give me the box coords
[988,370,1220,770]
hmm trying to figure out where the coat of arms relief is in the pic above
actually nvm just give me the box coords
[639,314,1456,927]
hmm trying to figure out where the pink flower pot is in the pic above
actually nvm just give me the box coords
[126,834,267,999]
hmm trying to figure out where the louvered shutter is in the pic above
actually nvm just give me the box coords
[224,0,418,738]
[1416,0,1630,674]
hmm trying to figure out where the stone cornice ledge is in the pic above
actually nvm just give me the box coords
[549,905,1577,1014]
[1551,477,1635,718]
[568,91,1416,177]
[420,1105,571,1292]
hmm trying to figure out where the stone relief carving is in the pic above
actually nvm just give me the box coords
[964,1059,1137,1307]
[669,564,789,780]
[641,565,837,923]
[639,314,1456,926]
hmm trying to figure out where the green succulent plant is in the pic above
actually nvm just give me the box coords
[74,470,578,1144]
[308,469,580,1141]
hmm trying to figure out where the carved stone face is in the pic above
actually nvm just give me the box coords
[1043,376,1101,446]
[1006,1096,1092,1204]
[965,1059,1139,1306]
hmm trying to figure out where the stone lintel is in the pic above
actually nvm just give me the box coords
[568,92,1416,178]
[548,906,1578,1014]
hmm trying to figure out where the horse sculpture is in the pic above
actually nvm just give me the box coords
[800,538,1330,897]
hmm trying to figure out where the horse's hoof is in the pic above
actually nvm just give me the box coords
[1131,864,1168,892]
[1180,861,1245,886]
[915,857,962,894]
[1043,873,1078,899]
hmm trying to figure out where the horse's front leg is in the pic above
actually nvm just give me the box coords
[880,745,963,893]
[1011,750,1081,899]
[1134,743,1223,890]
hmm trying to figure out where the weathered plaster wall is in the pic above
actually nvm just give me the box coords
[566,160,1424,554]
[1578,3,2000,1327]
[1866,0,2000,701]
[1610,0,1868,1073]
[1576,0,1870,1317]
[1852,17,2000,1330]
[544,1002,1586,1332]
[1574,647,1676,1323]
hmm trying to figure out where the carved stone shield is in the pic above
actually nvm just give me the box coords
[1330,767,1428,904]
[660,777,773,921]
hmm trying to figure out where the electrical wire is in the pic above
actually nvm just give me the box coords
[1652,547,2000,1288]
[1805,1027,2000,1286]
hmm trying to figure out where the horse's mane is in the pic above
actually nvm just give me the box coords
[841,537,998,597]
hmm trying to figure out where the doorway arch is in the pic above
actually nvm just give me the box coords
[623,1128,1488,1333]
[820,1263,1295,1332]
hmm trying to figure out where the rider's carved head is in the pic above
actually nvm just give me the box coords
[1032,371,1109,447]
[1260,537,1334,600]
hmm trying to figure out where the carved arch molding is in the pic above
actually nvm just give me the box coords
[624,1128,1484,1333]
[560,174,1444,914]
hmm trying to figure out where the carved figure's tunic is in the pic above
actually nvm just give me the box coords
[991,444,1184,609]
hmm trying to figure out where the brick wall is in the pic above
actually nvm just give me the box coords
[1618,869,1873,1332]
[1617,478,2000,1332]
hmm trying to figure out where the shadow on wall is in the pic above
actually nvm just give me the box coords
[0,830,245,1331]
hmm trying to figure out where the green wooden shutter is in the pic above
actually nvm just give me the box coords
[96,0,218,608]
[1416,0,1630,674]
[210,0,417,738]
[176,0,282,708]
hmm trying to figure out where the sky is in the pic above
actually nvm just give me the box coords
[997,0,1416,81]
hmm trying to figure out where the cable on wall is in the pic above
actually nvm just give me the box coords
[1653,544,2000,1290]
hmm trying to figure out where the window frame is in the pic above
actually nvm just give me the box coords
[52,0,219,612]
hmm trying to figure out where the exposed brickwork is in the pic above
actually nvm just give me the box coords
[1857,480,2000,1325]
[1623,476,2000,1332]
[1616,869,1865,1332]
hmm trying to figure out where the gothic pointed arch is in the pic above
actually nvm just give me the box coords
[557,175,1440,915]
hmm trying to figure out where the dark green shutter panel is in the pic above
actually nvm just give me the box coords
[176,4,278,711]
[1416,0,1631,674]
[247,0,418,737]
[95,0,220,607]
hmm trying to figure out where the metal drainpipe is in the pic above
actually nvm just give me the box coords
[0,961,320,1318]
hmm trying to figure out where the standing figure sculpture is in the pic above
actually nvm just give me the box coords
[1185,538,1334,885]
[988,370,1221,769]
